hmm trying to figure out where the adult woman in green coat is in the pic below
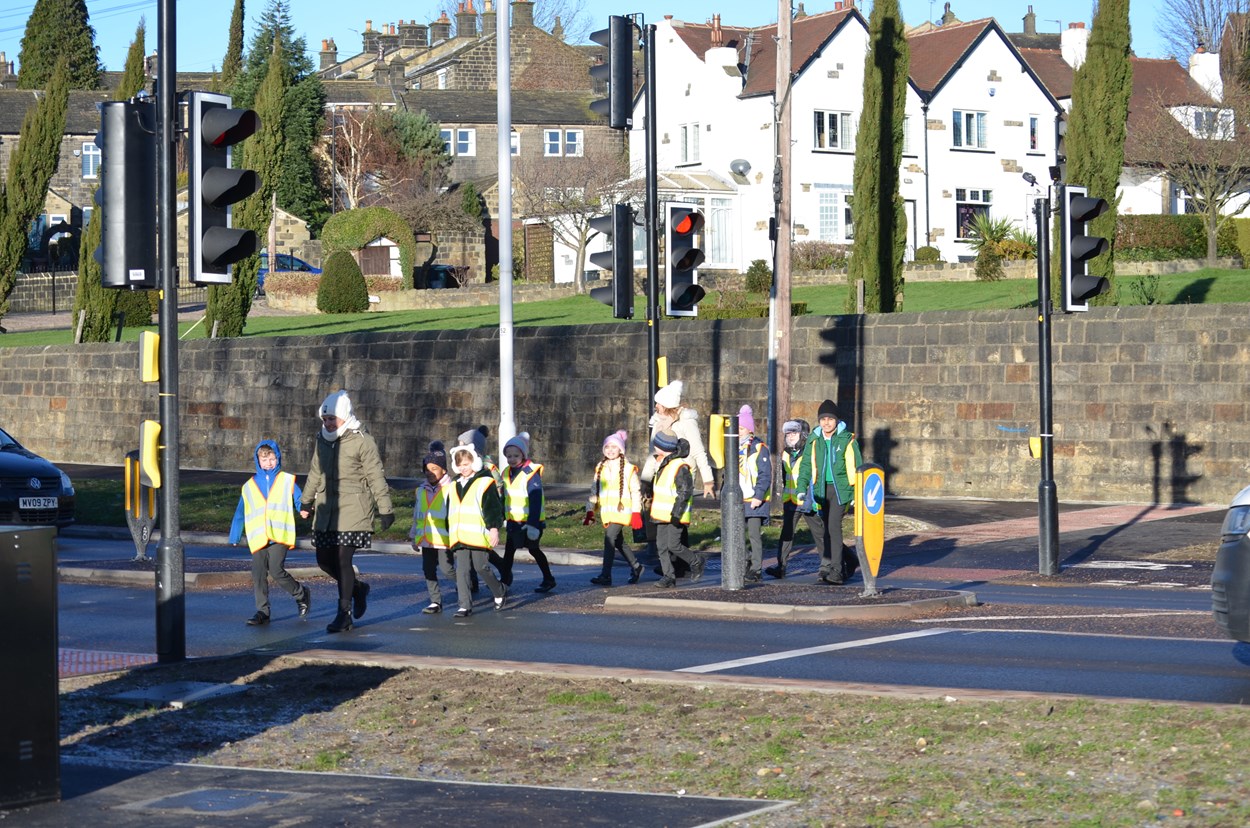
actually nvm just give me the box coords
[300,390,395,633]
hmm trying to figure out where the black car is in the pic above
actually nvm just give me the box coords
[0,427,75,528]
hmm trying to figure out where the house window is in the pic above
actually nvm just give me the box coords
[81,142,100,178]
[814,110,854,151]
[817,186,854,243]
[953,110,988,148]
[436,69,448,89]
[901,115,912,155]
[955,188,993,239]
[511,131,520,156]
[440,128,475,156]
[1194,108,1234,138]
[679,122,700,164]
[1029,116,1039,150]
[544,129,583,157]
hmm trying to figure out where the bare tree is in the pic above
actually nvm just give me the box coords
[325,107,377,210]
[1155,0,1248,61]
[1131,86,1250,264]
[513,141,637,293]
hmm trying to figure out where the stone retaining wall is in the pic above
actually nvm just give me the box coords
[4,303,1249,505]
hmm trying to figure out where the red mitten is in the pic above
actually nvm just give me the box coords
[630,512,643,530]
[583,510,595,526]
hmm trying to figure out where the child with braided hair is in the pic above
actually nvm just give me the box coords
[586,430,645,586]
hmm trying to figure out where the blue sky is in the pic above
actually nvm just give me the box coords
[0,1,1179,77]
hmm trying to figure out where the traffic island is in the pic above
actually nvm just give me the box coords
[604,583,977,621]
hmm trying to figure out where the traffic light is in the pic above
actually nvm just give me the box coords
[1060,184,1111,312]
[665,204,706,317]
[588,203,635,319]
[187,91,260,285]
[94,100,157,289]
[590,15,634,130]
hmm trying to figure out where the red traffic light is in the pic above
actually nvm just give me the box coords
[672,209,704,237]
[201,107,259,148]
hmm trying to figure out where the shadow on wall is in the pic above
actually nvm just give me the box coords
[1148,421,1204,505]
[818,313,866,443]
[871,428,901,495]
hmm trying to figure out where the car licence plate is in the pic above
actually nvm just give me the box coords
[20,497,58,509]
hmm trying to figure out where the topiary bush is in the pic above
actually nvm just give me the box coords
[913,245,942,263]
[316,251,370,314]
[974,248,1005,282]
[745,259,772,293]
[321,207,418,288]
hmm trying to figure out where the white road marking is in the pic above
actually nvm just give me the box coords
[914,610,1208,623]
[676,629,954,674]
[1072,560,1193,571]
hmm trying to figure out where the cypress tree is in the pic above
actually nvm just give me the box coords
[846,0,910,313]
[218,0,246,93]
[206,38,287,338]
[17,0,101,90]
[0,58,70,322]
[231,0,328,234]
[1062,0,1132,301]
[73,22,150,342]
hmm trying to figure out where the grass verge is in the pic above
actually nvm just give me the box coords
[59,654,1250,827]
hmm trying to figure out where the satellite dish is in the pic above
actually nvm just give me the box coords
[730,158,751,176]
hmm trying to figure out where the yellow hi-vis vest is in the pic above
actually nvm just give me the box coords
[650,457,692,525]
[448,475,495,549]
[597,459,639,526]
[739,442,770,503]
[782,451,801,504]
[504,463,546,522]
[413,483,450,549]
[242,472,297,553]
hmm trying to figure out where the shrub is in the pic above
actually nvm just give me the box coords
[322,207,418,289]
[1116,214,1239,261]
[913,245,942,263]
[698,301,808,320]
[996,238,1037,261]
[745,259,772,293]
[114,288,155,327]
[316,251,370,313]
[974,248,1005,282]
[1235,217,1250,265]
[792,240,850,271]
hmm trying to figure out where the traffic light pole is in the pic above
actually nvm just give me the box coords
[1035,194,1060,576]
[155,0,185,661]
[643,23,660,401]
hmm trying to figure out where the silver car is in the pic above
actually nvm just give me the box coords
[1212,484,1250,642]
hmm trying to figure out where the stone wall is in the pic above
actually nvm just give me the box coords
[7,271,78,313]
[3,303,1249,505]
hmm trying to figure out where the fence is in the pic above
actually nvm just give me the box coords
[8,264,209,314]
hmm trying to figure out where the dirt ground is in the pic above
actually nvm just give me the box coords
[59,640,1250,828]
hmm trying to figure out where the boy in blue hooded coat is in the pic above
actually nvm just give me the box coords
[229,439,311,625]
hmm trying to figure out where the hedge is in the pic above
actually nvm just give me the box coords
[1115,214,1239,261]
[321,207,417,289]
[696,302,809,321]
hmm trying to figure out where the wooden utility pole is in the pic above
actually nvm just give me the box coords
[769,1,793,462]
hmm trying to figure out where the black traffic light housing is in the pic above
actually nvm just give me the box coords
[588,203,636,319]
[187,91,260,285]
[590,15,635,130]
[94,100,157,289]
[1060,184,1111,312]
[666,204,706,316]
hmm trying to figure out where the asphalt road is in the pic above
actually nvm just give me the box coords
[51,525,1250,705]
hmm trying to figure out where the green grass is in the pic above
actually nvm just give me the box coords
[5,268,1248,351]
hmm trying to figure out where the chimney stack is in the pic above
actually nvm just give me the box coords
[511,0,535,29]
[1023,6,1036,36]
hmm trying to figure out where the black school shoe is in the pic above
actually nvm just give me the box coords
[590,575,612,586]
[454,607,472,618]
[422,603,442,614]
[296,586,311,617]
[534,579,556,593]
[628,563,644,584]
[246,611,269,626]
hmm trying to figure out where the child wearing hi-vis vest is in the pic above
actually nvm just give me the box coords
[649,429,708,588]
[499,432,557,593]
[411,441,455,615]
[448,442,507,617]
[229,439,311,626]
[586,430,645,587]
